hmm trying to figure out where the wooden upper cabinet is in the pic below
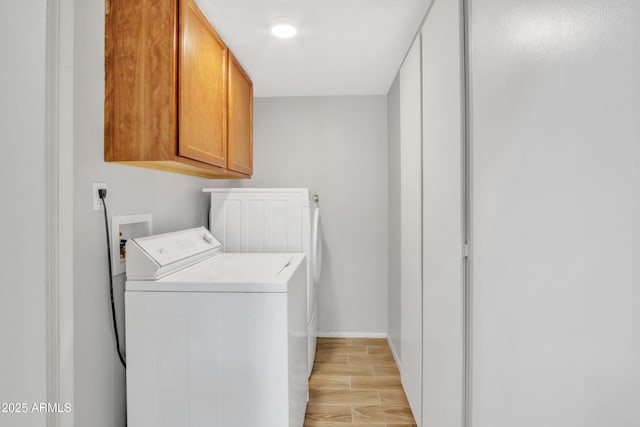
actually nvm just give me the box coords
[104,0,253,179]
[104,0,179,163]
[227,53,253,175]
[179,0,227,168]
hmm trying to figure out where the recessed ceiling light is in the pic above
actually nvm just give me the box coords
[269,20,297,39]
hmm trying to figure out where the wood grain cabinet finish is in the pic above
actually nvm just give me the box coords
[105,0,252,179]
[227,53,253,175]
[179,0,227,168]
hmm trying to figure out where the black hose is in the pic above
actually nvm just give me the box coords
[100,195,127,369]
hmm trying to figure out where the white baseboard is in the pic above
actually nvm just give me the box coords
[317,332,389,339]
[387,336,402,372]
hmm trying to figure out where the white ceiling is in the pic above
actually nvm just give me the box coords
[196,0,431,97]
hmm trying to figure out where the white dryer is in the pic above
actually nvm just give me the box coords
[204,188,323,376]
[125,227,308,427]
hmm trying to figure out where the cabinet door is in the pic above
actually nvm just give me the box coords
[179,0,227,167]
[400,36,423,425]
[227,53,253,175]
[421,0,464,425]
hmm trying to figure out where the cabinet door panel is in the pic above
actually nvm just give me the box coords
[227,54,253,175]
[105,0,178,161]
[421,0,464,426]
[400,36,422,425]
[179,0,227,167]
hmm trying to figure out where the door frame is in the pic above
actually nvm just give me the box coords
[46,0,75,426]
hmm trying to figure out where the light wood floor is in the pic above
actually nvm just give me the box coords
[305,338,417,427]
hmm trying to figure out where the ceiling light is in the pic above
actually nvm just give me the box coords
[269,21,297,39]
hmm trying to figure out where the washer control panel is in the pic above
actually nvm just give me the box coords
[126,227,222,280]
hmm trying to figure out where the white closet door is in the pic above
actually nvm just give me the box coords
[471,1,640,426]
[421,0,465,426]
[400,36,423,425]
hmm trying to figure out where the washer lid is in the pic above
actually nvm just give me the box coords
[126,253,305,293]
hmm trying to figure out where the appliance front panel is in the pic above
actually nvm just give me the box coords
[210,191,304,253]
[126,291,291,427]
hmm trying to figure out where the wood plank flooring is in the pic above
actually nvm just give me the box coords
[305,338,417,427]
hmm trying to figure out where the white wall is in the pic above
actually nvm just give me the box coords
[73,1,232,426]
[248,96,389,335]
[421,0,465,425]
[387,76,402,357]
[471,1,640,426]
[0,1,48,426]
[399,38,423,424]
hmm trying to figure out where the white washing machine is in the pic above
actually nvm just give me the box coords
[125,227,308,427]
[203,188,323,376]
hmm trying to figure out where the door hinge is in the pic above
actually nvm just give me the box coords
[462,243,470,259]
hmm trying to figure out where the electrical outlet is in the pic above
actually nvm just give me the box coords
[93,182,107,211]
